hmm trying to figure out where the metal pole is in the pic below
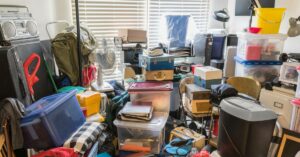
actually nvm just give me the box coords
[75,0,82,85]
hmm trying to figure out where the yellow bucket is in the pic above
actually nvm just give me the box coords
[255,8,286,34]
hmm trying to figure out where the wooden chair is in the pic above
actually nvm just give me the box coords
[226,76,261,100]
[179,76,213,136]
[0,119,15,157]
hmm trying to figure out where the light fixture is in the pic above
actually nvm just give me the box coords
[288,16,300,37]
[213,8,230,29]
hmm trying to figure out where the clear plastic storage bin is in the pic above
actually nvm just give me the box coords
[21,90,86,149]
[237,33,287,61]
[114,112,168,154]
[234,57,282,84]
[128,82,173,112]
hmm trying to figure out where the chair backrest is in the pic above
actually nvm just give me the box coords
[165,15,190,48]
[179,76,194,95]
[226,77,261,100]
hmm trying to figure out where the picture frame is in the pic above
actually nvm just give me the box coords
[277,129,300,157]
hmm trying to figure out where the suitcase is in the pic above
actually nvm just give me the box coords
[259,87,294,129]
[0,41,55,106]
[169,127,205,150]
[192,33,213,66]
[139,54,174,71]
[143,68,174,81]
[211,35,226,60]
[185,84,211,100]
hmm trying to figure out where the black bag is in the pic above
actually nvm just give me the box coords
[211,84,238,106]
[0,41,55,106]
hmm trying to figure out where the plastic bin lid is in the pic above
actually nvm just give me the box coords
[128,82,173,92]
[237,32,287,40]
[22,90,77,123]
[113,112,168,131]
[141,53,175,59]
[220,97,277,122]
[234,56,282,65]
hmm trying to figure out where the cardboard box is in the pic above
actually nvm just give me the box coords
[185,97,212,114]
[194,66,222,80]
[185,84,211,100]
[170,127,205,150]
[118,29,147,43]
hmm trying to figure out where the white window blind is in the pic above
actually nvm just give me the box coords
[71,0,147,81]
[71,0,210,81]
[148,0,210,47]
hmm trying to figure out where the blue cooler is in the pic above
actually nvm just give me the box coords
[21,90,85,149]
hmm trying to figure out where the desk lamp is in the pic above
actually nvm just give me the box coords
[213,9,230,29]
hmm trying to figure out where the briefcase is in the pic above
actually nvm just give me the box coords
[139,54,174,71]
[169,127,205,150]
[143,69,173,81]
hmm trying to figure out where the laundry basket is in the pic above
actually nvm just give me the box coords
[255,8,286,34]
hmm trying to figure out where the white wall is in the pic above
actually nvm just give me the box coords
[0,0,58,40]
[227,0,300,53]
[208,0,229,29]
[0,0,75,40]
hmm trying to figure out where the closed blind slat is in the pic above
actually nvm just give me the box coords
[71,0,209,81]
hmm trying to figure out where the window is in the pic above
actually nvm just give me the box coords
[72,0,147,81]
[71,0,210,80]
[148,0,210,47]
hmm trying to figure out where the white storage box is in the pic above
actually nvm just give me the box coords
[128,82,173,112]
[237,33,287,61]
[259,87,295,129]
[114,112,168,154]
[194,66,222,80]
[234,57,282,84]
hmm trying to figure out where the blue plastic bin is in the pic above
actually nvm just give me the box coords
[20,90,85,149]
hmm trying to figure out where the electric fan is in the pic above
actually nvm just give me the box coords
[91,38,116,92]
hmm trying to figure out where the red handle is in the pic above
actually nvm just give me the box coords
[23,53,41,95]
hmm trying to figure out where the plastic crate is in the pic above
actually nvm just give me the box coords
[114,112,168,154]
[234,57,282,84]
[21,90,86,149]
[237,33,287,61]
[128,82,173,113]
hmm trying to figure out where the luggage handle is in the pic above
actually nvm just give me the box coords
[154,72,166,81]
